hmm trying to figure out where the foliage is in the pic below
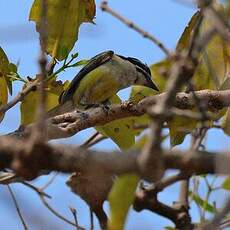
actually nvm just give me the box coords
[20,77,69,125]
[0,0,230,230]
[29,0,96,60]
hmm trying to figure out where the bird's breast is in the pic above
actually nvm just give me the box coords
[72,66,120,107]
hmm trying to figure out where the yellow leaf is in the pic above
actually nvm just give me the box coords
[96,95,135,149]
[0,76,8,122]
[168,116,198,146]
[97,95,138,230]
[222,176,230,190]
[176,7,230,90]
[176,11,201,52]
[108,174,139,230]
[220,77,230,135]
[29,0,96,60]
[222,109,230,135]
[219,78,230,130]
[168,6,230,145]
[20,78,68,125]
[0,47,10,122]
[107,135,150,230]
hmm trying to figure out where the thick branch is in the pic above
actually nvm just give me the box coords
[0,137,229,180]
[40,89,230,140]
[134,186,192,229]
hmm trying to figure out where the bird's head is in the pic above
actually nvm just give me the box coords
[118,55,159,91]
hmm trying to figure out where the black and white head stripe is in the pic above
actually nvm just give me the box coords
[118,55,151,76]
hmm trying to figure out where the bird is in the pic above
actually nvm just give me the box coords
[48,50,159,117]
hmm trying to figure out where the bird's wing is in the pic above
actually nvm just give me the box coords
[60,50,114,103]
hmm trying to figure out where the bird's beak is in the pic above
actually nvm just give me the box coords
[145,74,159,91]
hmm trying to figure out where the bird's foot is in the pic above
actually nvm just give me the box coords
[121,100,134,110]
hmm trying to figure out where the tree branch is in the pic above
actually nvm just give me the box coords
[11,89,229,140]
[0,136,229,180]
[0,80,38,114]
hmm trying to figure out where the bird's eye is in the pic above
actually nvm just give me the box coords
[136,66,146,76]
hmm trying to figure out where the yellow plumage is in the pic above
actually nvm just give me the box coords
[72,66,119,106]
[47,50,158,117]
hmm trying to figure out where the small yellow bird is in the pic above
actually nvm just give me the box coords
[48,50,158,116]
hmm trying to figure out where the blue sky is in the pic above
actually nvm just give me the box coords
[0,0,229,229]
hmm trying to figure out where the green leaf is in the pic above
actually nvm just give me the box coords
[71,52,79,59]
[6,63,20,95]
[0,48,20,96]
[29,0,96,60]
[70,59,89,67]
[189,191,216,213]
[8,63,17,73]
[222,176,230,190]
[20,77,68,125]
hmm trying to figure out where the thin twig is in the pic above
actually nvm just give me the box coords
[191,176,204,222]
[39,195,79,227]
[179,180,190,209]
[180,128,207,208]
[0,80,38,114]
[35,0,48,141]
[40,172,58,190]
[7,185,28,230]
[100,1,170,56]
[201,196,230,229]
[180,128,208,221]
[90,208,94,230]
[220,218,230,229]
[22,181,51,199]
[140,172,190,200]
[14,173,80,228]
[85,135,107,148]
[81,132,101,147]
[191,128,207,151]
[69,207,84,230]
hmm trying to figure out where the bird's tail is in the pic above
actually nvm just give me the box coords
[47,101,75,118]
